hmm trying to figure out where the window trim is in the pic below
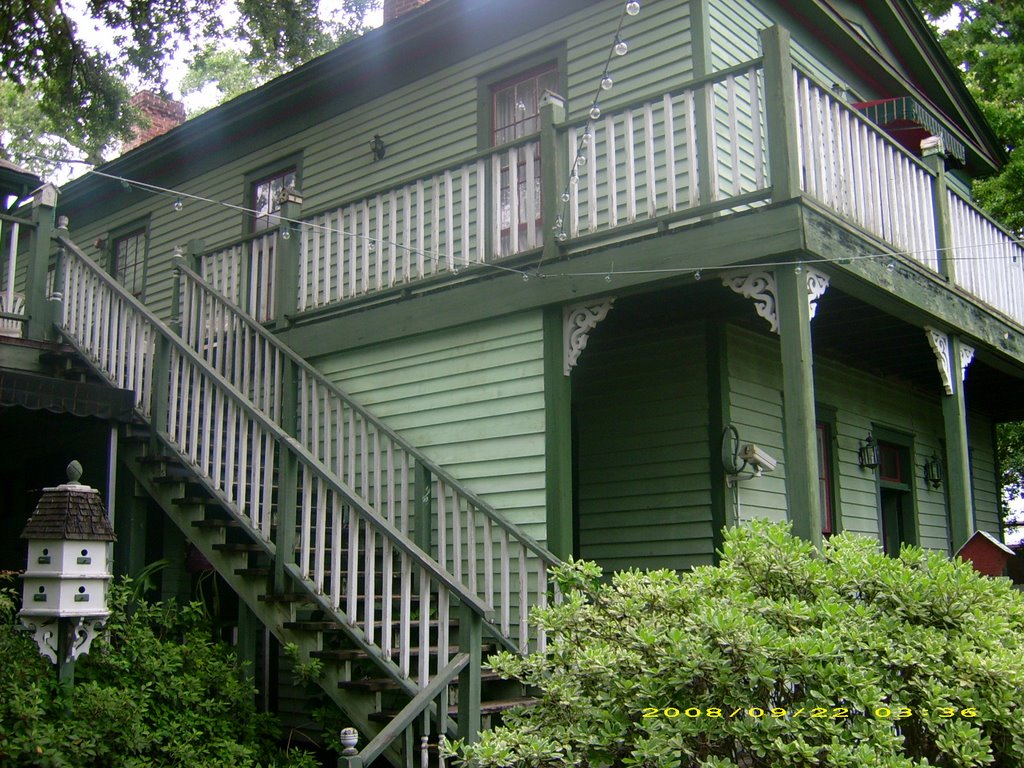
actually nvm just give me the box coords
[476,46,567,151]
[871,425,919,551]
[241,152,304,237]
[107,218,151,300]
[816,404,839,537]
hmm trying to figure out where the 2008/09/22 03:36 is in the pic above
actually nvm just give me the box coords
[641,707,979,719]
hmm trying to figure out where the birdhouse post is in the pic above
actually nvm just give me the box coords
[19,461,116,694]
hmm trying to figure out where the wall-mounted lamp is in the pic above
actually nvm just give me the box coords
[923,454,943,489]
[92,238,107,252]
[370,134,386,161]
[858,434,880,469]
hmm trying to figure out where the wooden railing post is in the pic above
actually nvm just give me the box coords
[187,238,205,274]
[414,462,433,558]
[275,357,300,590]
[921,138,955,282]
[24,183,58,341]
[457,602,482,742]
[275,187,303,326]
[540,91,567,262]
[49,218,67,332]
[759,26,801,202]
[150,335,171,437]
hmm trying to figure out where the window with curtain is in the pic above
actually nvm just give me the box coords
[112,228,147,297]
[250,167,297,232]
[492,63,559,255]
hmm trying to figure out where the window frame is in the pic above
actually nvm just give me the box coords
[476,46,567,151]
[815,405,839,537]
[108,219,150,299]
[872,426,919,553]
[241,153,303,237]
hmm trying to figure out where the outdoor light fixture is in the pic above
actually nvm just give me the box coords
[370,134,386,161]
[858,434,880,469]
[924,454,943,489]
[19,461,116,692]
[339,727,359,756]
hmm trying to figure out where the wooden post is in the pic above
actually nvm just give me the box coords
[759,26,801,203]
[275,188,303,326]
[187,239,205,274]
[776,265,822,547]
[414,462,433,558]
[942,334,974,550]
[24,183,58,341]
[921,139,955,282]
[275,358,299,590]
[539,91,567,264]
[543,306,572,558]
[457,602,482,742]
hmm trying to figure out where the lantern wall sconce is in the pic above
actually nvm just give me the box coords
[19,461,116,689]
[370,134,386,161]
[923,454,943,489]
[858,434,880,469]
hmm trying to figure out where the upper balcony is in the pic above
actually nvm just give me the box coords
[191,28,1023,337]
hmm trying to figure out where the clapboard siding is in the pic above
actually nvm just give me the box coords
[970,413,1000,537]
[727,324,1003,552]
[311,310,547,542]
[68,0,692,324]
[574,318,712,573]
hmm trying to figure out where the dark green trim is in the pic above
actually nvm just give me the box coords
[942,335,974,550]
[690,0,715,209]
[457,603,483,742]
[815,402,841,536]
[777,264,822,548]
[706,320,730,562]
[24,193,55,342]
[760,26,800,202]
[543,305,572,559]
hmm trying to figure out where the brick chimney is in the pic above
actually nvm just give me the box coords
[383,0,431,22]
[123,91,186,152]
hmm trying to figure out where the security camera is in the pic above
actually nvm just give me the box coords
[740,443,777,473]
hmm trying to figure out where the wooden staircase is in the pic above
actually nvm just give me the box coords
[51,235,556,766]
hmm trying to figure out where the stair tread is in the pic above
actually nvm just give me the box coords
[284,618,459,632]
[258,592,314,603]
[235,567,271,577]
[174,496,223,507]
[191,518,240,528]
[311,643,496,662]
[339,670,502,692]
[212,542,265,552]
[370,697,536,721]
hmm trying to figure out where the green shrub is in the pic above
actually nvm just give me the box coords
[0,575,317,768]
[447,521,1024,768]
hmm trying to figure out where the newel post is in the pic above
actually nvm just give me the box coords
[275,187,302,325]
[457,602,483,742]
[921,137,955,282]
[24,183,59,341]
[540,91,567,263]
[759,26,801,203]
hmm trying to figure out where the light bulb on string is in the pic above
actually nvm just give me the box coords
[522,273,530,282]
[281,227,291,240]
[694,270,702,281]
[576,153,587,167]
[557,231,568,242]
[886,261,895,273]
[590,104,602,120]
[625,1,640,16]
[600,74,614,91]
[561,191,571,203]
[570,172,579,186]
[614,37,628,56]
[173,197,183,211]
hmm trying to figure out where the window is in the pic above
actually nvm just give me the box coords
[816,422,835,536]
[250,167,296,232]
[491,63,559,256]
[112,227,148,297]
[877,439,916,555]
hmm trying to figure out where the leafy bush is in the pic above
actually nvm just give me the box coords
[0,575,316,768]
[447,522,1024,768]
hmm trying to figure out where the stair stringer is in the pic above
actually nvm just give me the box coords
[122,439,414,768]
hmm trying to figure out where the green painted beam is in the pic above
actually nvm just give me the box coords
[776,264,822,548]
[944,334,975,550]
[24,185,57,342]
[706,320,730,562]
[760,26,801,202]
[279,202,806,356]
[543,306,573,559]
[799,204,1024,367]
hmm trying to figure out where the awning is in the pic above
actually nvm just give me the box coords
[0,369,135,421]
[853,96,967,164]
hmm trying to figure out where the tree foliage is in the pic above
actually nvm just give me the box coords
[0,0,379,174]
[916,0,1024,233]
[0,574,316,767]
[447,522,1024,768]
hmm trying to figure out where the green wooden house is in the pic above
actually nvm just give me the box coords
[2,0,1023,761]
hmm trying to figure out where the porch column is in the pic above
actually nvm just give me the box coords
[777,265,821,547]
[939,332,975,549]
[921,139,955,282]
[24,183,58,341]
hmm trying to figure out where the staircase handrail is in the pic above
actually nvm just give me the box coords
[174,257,558,567]
[55,233,490,620]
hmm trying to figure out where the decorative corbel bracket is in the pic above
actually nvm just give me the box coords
[925,327,974,395]
[564,298,615,375]
[722,267,829,333]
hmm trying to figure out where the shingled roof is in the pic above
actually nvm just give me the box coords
[20,476,116,542]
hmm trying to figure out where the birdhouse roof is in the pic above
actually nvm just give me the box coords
[20,484,117,542]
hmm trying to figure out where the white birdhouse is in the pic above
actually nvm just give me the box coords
[19,461,116,661]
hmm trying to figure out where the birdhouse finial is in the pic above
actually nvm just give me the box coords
[66,460,83,484]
